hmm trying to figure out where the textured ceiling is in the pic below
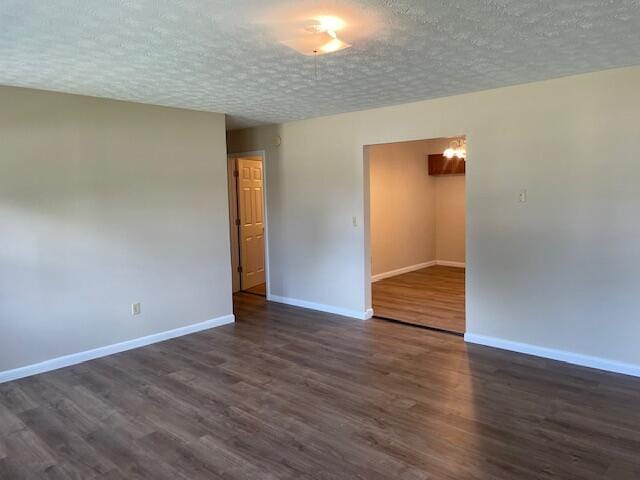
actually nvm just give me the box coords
[1,0,640,129]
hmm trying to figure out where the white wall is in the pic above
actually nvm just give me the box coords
[228,66,640,372]
[1,86,232,374]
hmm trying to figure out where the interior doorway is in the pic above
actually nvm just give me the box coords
[227,152,268,297]
[365,136,466,334]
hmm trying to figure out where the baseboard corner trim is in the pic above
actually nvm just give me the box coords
[267,294,372,320]
[0,313,235,384]
[436,260,466,268]
[464,333,640,378]
[372,261,437,282]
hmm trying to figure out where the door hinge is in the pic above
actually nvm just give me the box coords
[237,266,243,273]
[233,170,239,177]
[235,218,240,226]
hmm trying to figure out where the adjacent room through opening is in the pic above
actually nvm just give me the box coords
[366,137,466,334]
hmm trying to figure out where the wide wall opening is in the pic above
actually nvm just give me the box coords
[365,136,466,334]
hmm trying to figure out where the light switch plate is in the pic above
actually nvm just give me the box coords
[519,190,527,203]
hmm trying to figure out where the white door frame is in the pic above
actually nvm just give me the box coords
[227,150,270,297]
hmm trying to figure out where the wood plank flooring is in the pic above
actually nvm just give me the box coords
[1,293,640,479]
[243,282,266,297]
[372,265,465,333]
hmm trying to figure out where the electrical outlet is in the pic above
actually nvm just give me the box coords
[132,303,141,316]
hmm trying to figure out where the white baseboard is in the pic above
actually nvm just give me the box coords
[372,261,437,282]
[268,294,373,320]
[436,260,466,268]
[0,314,235,384]
[372,260,466,282]
[464,333,640,378]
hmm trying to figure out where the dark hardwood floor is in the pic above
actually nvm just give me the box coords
[372,265,465,333]
[1,293,640,479]
[243,282,266,297]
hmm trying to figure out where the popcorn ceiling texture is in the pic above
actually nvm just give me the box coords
[1,0,639,129]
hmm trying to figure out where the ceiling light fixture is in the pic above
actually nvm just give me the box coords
[443,138,467,160]
[315,15,345,32]
[281,15,351,56]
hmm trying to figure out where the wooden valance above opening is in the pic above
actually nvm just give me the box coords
[427,154,465,176]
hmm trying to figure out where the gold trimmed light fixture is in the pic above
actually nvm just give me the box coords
[443,138,467,160]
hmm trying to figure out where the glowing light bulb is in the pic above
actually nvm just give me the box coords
[444,148,455,159]
[319,37,349,53]
[316,15,345,32]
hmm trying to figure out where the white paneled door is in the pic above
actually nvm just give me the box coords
[237,158,265,289]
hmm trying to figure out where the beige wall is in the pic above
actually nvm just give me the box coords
[368,138,465,277]
[369,140,436,276]
[228,66,640,370]
[435,175,465,263]
[0,86,232,373]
